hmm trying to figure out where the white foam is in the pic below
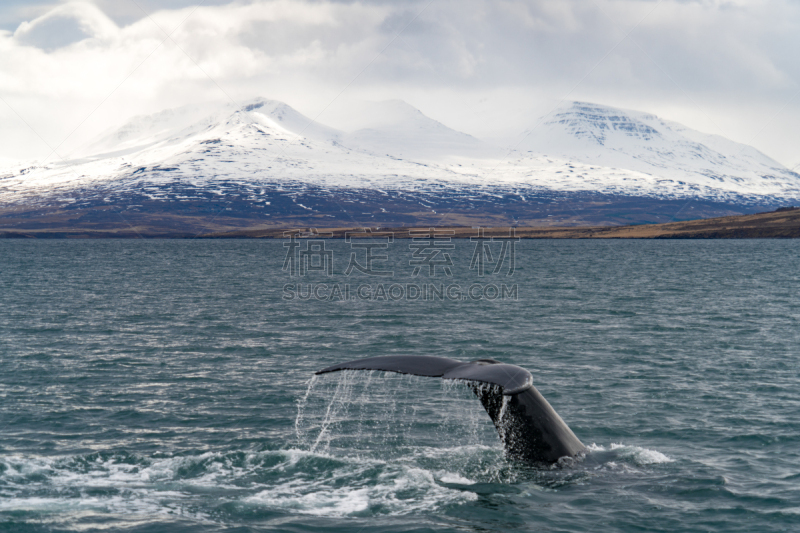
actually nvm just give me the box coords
[437,471,476,485]
[246,483,371,516]
[0,448,484,520]
[587,442,673,465]
[245,463,477,517]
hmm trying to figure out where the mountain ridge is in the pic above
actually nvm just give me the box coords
[1,97,798,231]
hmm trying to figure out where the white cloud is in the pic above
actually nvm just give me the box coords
[0,0,798,167]
[14,2,118,49]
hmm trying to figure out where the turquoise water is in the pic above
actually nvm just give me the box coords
[1,239,799,532]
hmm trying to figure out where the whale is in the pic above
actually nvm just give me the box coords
[316,355,585,464]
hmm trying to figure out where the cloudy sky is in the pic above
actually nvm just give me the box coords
[0,0,798,168]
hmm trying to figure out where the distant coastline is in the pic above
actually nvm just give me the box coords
[1,207,797,239]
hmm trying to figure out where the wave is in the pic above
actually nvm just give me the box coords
[585,442,674,466]
[0,448,483,520]
[0,440,675,521]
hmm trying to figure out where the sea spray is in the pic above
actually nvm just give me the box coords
[296,371,501,459]
[294,374,317,444]
[310,369,359,453]
[496,393,511,447]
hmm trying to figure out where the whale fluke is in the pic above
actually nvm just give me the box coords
[316,355,585,463]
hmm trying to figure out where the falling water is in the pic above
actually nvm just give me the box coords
[294,371,502,460]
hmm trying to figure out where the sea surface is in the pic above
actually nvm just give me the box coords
[1,239,799,532]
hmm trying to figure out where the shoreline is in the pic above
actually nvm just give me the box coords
[1,207,798,239]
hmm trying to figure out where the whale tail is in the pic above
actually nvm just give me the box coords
[316,355,585,464]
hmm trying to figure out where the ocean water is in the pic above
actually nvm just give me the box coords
[1,239,799,532]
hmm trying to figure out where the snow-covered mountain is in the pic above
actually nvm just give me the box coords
[343,100,502,160]
[516,101,797,197]
[0,97,515,218]
[0,98,798,230]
